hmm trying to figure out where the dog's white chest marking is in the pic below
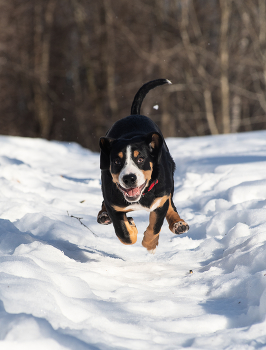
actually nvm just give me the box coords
[126,197,163,213]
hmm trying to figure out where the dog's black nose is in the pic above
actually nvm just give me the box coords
[123,174,137,187]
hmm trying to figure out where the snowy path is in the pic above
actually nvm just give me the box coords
[0,132,266,349]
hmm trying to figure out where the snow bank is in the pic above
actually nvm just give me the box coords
[0,132,266,349]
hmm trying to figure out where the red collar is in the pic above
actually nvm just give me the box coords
[142,179,158,195]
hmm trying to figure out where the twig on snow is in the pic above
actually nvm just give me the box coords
[67,211,98,237]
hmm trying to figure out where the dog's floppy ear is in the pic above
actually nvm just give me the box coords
[99,137,115,170]
[145,132,163,163]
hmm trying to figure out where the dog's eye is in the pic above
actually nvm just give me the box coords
[137,157,144,164]
[114,158,121,165]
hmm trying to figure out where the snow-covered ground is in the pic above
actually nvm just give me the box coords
[0,131,266,350]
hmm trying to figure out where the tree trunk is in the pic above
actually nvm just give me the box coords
[220,0,231,134]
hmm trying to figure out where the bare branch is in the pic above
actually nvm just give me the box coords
[67,211,98,237]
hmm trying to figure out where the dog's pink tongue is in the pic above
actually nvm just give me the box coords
[128,187,140,197]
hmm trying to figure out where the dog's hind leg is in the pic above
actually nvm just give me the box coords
[166,195,189,234]
[97,201,112,225]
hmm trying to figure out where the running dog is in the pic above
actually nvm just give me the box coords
[97,79,189,252]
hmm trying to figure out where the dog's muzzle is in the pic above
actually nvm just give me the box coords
[117,180,147,202]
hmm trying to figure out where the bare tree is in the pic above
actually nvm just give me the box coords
[219,0,231,134]
[33,0,57,138]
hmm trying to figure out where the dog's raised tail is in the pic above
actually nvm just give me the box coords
[131,79,172,115]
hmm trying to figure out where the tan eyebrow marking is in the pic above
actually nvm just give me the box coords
[118,152,123,158]
[134,150,139,157]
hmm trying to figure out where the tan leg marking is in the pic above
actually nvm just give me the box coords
[117,214,138,245]
[166,198,182,232]
[142,196,169,251]
[142,211,160,251]
[166,195,189,234]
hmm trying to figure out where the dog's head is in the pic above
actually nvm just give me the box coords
[100,132,163,203]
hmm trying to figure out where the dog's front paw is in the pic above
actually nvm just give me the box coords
[172,221,189,234]
[142,231,159,252]
[147,248,156,254]
[97,211,112,225]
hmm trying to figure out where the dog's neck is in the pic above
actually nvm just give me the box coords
[142,179,158,196]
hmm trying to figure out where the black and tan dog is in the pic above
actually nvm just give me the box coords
[97,79,189,252]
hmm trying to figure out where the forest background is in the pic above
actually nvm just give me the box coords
[0,0,266,152]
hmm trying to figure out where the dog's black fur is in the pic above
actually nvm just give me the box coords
[98,79,189,251]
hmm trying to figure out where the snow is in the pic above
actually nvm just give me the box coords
[0,131,266,349]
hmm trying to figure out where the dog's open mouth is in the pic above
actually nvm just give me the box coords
[118,181,147,202]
